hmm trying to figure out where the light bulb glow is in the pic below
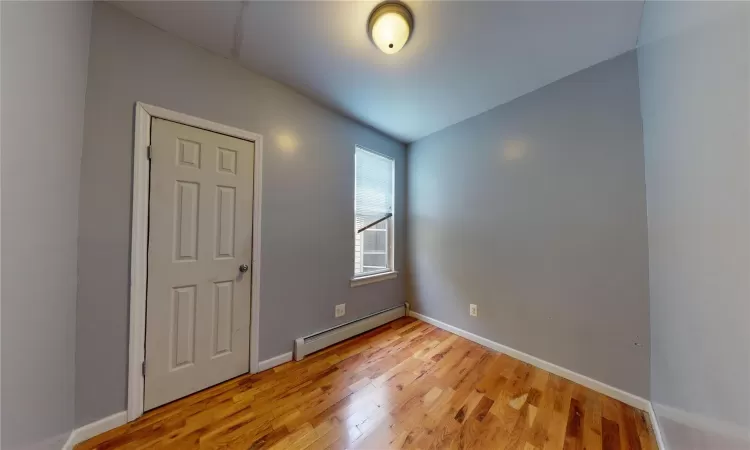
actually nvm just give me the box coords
[368,3,413,55]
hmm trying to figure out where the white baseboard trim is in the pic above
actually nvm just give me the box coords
[258,351,293,372]
[648,402,669,450]
[62,411,127,450]
[652,402,750,446]
[409,311,650,411]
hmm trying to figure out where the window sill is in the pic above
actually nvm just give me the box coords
[350,271,398,288]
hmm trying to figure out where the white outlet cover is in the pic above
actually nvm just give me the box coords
[469,304,478,316]
[335,303,346,318]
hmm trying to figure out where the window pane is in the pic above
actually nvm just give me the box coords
[363,253,387,268]
[354,148,394,232]
[354,146,394,277]
[363,229,387,252]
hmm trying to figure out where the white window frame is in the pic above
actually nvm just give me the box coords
[351,146,397,287]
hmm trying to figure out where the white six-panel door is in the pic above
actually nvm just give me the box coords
[144,118,254,410]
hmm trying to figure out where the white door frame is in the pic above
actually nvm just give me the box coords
[127,102,263,421]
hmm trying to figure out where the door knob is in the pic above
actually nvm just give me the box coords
[239,264,249,273]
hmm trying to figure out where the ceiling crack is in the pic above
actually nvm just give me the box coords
[231,1,249,60]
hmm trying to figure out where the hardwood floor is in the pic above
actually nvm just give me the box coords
[77,317,657,449]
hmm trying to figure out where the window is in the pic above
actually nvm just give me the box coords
[353,146,395,283]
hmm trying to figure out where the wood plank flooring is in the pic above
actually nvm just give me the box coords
[77,317,657,449]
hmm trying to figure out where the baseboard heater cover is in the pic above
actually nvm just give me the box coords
[294,304,406,361]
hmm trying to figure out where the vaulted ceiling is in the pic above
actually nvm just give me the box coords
[115,1,644,142]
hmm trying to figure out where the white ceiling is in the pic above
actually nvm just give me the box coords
[114,1,644,143]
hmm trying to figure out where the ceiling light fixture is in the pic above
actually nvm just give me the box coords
[368,2,413,55]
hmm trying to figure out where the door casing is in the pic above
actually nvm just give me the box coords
[127,102,263,421]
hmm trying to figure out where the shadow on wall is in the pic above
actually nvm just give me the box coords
[656,413,750,450]
[638,0,750,448]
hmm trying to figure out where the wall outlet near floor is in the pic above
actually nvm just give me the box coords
[335,303,346,318]
[469,304,478,317]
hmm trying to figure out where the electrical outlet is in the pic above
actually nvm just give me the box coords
[469,304,478,317]
[335,304,346,318]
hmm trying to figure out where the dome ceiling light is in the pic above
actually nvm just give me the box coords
[368,2,414,55]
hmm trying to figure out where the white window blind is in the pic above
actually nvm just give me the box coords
[354,146,394,276]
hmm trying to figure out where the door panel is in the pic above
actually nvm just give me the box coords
[215,186,236,258]
[145,118,254,410]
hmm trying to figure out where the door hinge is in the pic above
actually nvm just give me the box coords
[142,360,147,377]
[147,145,152,160]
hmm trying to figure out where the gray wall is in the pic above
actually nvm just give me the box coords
[407,52,651,397]
[638,1,750,447]
[0,2,92,449]
[76,3,406,426]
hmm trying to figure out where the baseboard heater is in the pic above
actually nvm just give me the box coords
[294,304,406,361]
